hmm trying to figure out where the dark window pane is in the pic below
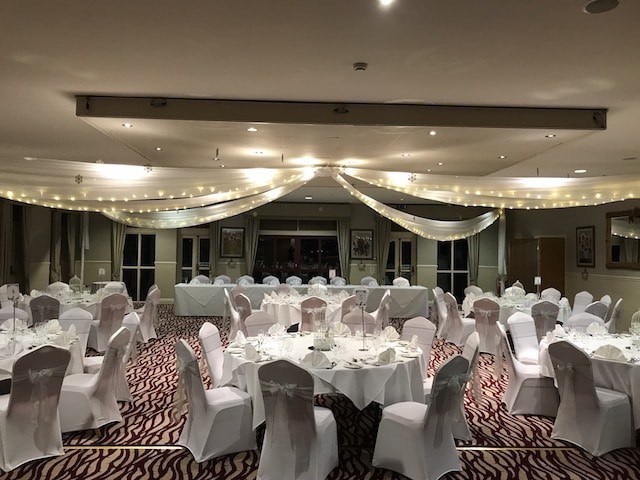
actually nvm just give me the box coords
[453,239,468,271]
[182,238,193,268]
[122,268,138,301]
[386,241,396,269]
[123,235,138,267]
[401,240,412,270]
[181,269,191,283]
[437,272,451,293]
[300,238,317,268]
[320,238,339,271]
[437,242,451,270]
[140,234,156,267]
[199,238,210,263]
[140,269,155,301]
[453,272,469,302]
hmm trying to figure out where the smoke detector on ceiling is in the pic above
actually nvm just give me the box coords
[353,62,368,72]
[583,0,619,14]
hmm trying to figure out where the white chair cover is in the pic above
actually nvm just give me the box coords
[342,308,375,334]
[245,311,278,337]
[189,275,211,285]
[46,282,70,296]
[401,316,436,380]
[599,294,612,306]
[233,292,255,325]
[87,293,128,353]
[0,306,29,322]
[330,276,347,287]
[103,281,128,295]
[463,285,482,296]
[548,340,634,456]
[68,275,82,292]
[262,275,280,286]
[584,301,609,320]
[300,296,327,332]
[224,288,246,339]
[473,297,500,355]
[540,287,562,303]
[308,276,327,286]
[58,307,93,356]
[511,280,524,289]
[213,275,231,284]
[507,312,539,365]
[432,287,449,340]
[198,322,224,388]
[274,283,295,294]
[530,300,559,342]
[137,286,159,343]
[443,292,475,347]
[236,275,255,286]
[605,298,623,333]
[257,359,338,480]
[565,312,604,332]
[452,332,481,440]
[0,346,70,472]
[373,355,469,480]
[392,277,410,287]
[340,295,357,320]
[30,294,60,326]
[59,327,130,432]
[360,276,379,287]
[370,289,391,333]
[285,276,302,286]
[572,290,593,315]
[174,339,256,462]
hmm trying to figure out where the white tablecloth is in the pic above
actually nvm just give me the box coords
[220,333,425,429]
[539,333,640,429]
[174,283,429,318]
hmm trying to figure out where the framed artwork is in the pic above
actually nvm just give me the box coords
[576,226,595,267]
[220,227,244,258]
[350,229,373,259]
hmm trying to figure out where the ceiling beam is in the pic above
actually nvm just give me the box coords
[76,95,607,130]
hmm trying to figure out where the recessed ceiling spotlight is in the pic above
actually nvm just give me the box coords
[437,162,444,166]
[23,156,35,161]
[429,130,437,136]
[379,0,395,6]
[427,169,432,172]
[401,153,410,157]
[247,127,258,132]
[304,196,313,200]
[583,0,619,14]
[254,151,264,155]
[545,134,557,138]
[498,155,507,159]
[219,164,226,168]
[574,169,587,174]
[122,123,133,128]
[155,146,163,151]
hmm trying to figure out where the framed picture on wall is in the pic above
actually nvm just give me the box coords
[220,227,244,258]
[576,225,595,267]
[350,229,373,259]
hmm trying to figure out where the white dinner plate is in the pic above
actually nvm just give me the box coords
[343,362,362,369]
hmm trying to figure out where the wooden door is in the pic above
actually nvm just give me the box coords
[538,237,565,294]
[508,238,538,292]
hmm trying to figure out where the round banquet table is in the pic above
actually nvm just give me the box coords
[220,333,425,429]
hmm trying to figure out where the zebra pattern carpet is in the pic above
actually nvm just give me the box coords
[1,305,639,479]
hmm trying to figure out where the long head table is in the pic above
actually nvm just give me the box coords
[174,283,429,319]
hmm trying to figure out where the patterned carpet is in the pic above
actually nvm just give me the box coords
[2,305,639,479]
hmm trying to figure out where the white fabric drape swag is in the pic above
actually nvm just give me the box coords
[49,210,62,283]
[244,217,260,276]
[337,219,350,280]
[110,221,127,280]
[467,233,480,285]
[375,217,391,284]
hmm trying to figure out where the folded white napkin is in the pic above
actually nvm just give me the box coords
[407,334,419,350]
[333,323,352,336]
[545,331,555,344]
[53,332,71,347]
[67,323,77,338]
[243,343,262,361]
[300,350,332,368]
[559,297,570,308]
[383,326,399,341]
[0,318,27,331]
[267,323,285,336]
[553,324,566,337]
[235,330,247,346]
[586,322,607,336]
[593,344,627,362]
[0,339,23,358]
[46,319,62,334]
[377,347,396,364]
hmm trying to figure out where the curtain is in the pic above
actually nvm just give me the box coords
[61,213,78,281]
[467,233,480,285]
[209,221,219,277]
[244,216,260,276]
[337,218,350,280]
[110,220,127,280]
[375,216,391,284]
[0,200,12,285]
[497,211,507,276]
[176,229,184,282]
[623,238,639,263]
[49,210,62,283]
[16,206,30,292]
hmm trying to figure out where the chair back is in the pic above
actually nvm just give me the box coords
[433,288,448,337]
[285,276,302,286]
[275,283,295,294]
[584,301,608,320]
[198,322,224,388]
[507,312,539,358]
[308,276,327,286]
[497,323,517,377]
[262,275,280,286]
[300,296,327,332]
[121,312,140,364]
[599,294,612,306]
[606,298,623,333]
[236,275,255,286]
[472,296,501,354]
[540,287,562,303]
[58,307,93,355]
[572,291,593,314]
[69,275,82,292]
[341,295,357,319]
[373,289,392,331]
[213,275,230,285]
[103,281,127,295]
[233,293,253,324]
[46,282,70,296]
[8,345,71,423]
[224,288,245,339]
[361,276,378,287]
[245,311,278,337]
[0,306,29,323]
[401,316,436,378]
[464,285,482,296]
[139,286,160,337]
[342,308,375,334]
[461,332,480,374]
[530,300,559,341]
[97,294,128,350]
[392,277,410,287]
[93,327,131,401]
[330,276,347,287]
[30,294,61,326]
[511,280,524,289]
[175,339,207,416]
[566,312,604,332]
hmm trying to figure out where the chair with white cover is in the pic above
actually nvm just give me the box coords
[530,300,559,342]
[572,291,593,314]
[308,276,327,285]
[189,275,211,285]
[540,287,562,303]
[464,285,483,296]
[401,316,436,380]
[58,307,93,355]
[136,286,159,343]
[224,288,246,340]
[245,311,278,337]
[548,340,634,456]
[83,312,140,402]
[371,289,391,332]
[103,281,128,295]
[497,324,559,417]
[600,294,612,306]
[584,301,609,320]
[300,296,327,332]
[233,292,258,326]
[236,275,255,286]
[0,306,29,323]
[340,295,357,320]
[87,293,128,353]
[213,275,230,285]
[393,277,410,287]
[198,322,224,388]
[373,354,468,480]
[605,298,623,333]
[59,327,130,432]
[257,359,338,480]
[360,276,379,287]
[68,275,82,292]
[285,275,302,286]
[507,312,540,365]
[565,312,604,332]
[330,276,347,287]
[46,282,70,296]
[511,280,524,289]
[275,283,295,294]
[432,287,449,339]
[442,293,474,347]
[262,275,280,286]
[0,345,71,472]
[342,308,375,334]
[473,297,501,355]
[175,339,256,462]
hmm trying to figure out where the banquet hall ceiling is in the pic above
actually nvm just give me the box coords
[1,0,640,205]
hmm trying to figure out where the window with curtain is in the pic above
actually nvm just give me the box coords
[180,234,210,282]
[122,233,156,301]
[437,239,468,303]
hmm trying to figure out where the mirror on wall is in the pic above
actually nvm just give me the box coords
[606,209,640,269]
